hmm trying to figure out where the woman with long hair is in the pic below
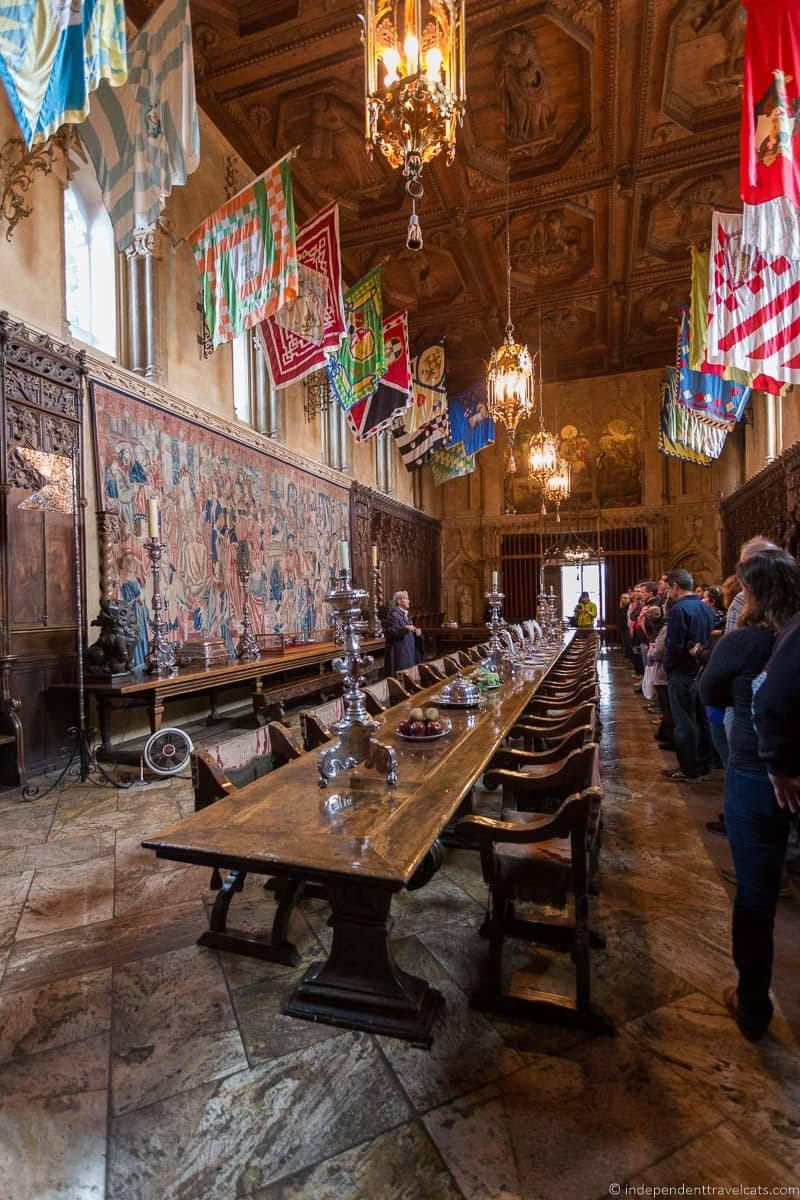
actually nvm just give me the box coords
[700,548,800,1039]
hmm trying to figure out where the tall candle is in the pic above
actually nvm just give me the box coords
[371,543,378,568]
[147,497,159,539]
[338,539,349,571]
[492,570,498,589]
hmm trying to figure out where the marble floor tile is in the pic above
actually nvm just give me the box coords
[15,856,115,941]
[111,943,246,1115]
[0,1030,109,1102]
[0,904,23,955]
[424,1031,722,1200]
[439,846,489,907]
[0,1089,108,1200]
[377,936,525,1111]
[251,1119,462,1200]
[0,830,115,878]
[1,899,206,995]
[625,991,800,1173]
[0,870,33,909]
[232,966,349,1066]
[108,1034,411,1199]
[632,914,737,998]
[628,1119,799,1191]
[47,795,182,842]
[0,968,111,1061]
[0,801,55,848]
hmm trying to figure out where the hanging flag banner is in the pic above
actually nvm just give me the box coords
[445,380,495,456]
[190,154,298,349]
[405,342,447,433]
[257,203,346,387]
[0,0,127,147]
[325,268,386,413]
[431,442,476,486]
[690,244,786,395]
[675,309,749,425]
[344,309,411,442]
[741,0,800,260]
[706,208,800,387]
[80,0,199,254]
[658,370,726,466]
[392,410,449,471]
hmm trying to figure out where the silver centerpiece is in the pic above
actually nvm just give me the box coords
[482,586,508,672]
[317,567,398,788]
[438,674,482,706]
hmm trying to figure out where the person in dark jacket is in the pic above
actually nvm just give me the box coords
[384,590,421,677]
[754,608,800,814]
[662,568,715,781]
[700,549,800,1040]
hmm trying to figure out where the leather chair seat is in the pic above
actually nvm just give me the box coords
[494,811,571,905]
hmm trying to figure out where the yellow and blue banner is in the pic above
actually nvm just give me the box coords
[0,0,127,146]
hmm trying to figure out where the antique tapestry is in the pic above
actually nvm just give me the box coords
[90,380,350,665]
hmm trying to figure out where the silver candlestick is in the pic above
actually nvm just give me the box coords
[144,537,177,675]
[236,541,260,662]
[317,567,398,788]
[482,587,507,672]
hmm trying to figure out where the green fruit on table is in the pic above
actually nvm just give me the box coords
[409,707,424,722]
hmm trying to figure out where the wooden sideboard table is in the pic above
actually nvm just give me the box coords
[49,639,384,749]
[143,634,572,1046]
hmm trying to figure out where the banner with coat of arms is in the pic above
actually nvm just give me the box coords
[741,0,800,260]
[257,203,346,388]
[189,154,298,349]
[344,309,411,442]
[325,268,386,413]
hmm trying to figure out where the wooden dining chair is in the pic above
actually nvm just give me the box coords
[455,787,612,1033]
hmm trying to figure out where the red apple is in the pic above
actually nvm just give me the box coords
[399,720,411,735]
[409,721,426,737]
[426,720,442,735]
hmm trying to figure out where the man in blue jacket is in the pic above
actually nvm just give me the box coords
[662,567,715,781]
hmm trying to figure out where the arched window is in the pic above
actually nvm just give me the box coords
[63,158,118,357]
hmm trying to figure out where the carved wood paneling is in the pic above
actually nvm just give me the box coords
[720,443,800,573]
[350,483,441,622]
[0,312,84,779]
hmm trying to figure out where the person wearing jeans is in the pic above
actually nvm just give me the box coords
[662,569,714,781]
[700,548,800,1039]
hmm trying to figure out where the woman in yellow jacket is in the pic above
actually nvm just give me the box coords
[574,591,597,633]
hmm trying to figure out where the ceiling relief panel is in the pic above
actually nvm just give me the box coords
[636,165,738,268]
[375,246,467,313]
[503,201,596,288]
[661,0,744,131]
[462,11,592,180]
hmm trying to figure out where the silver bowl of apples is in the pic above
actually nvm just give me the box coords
[397,705,451,741]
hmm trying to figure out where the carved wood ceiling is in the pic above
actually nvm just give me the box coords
[156,0,744,388]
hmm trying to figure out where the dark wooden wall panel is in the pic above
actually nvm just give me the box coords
[350,483,441,623]
[1,314,84,781]
[720,443,800,574]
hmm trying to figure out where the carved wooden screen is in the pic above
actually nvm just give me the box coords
[0,313,84,775]
[720,449,800,574]
[350,483,441,622]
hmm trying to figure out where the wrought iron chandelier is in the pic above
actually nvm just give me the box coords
[362,1,466,250]
[486,168,534,473]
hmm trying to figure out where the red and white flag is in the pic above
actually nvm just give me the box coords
[706,208,800,386]
[741,0,800,259]
[257,203,345,387]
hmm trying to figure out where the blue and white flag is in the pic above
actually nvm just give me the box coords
[446,381,495,456]
[79,0,199,253]
[0,0,127,146]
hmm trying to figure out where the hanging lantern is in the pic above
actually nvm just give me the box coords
[543,456,570,522]
[486,333,534,472]
[362,1,466,250]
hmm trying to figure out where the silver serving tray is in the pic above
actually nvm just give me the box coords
[396,718,453,741]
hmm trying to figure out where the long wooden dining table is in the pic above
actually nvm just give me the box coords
[143,633,574,1046]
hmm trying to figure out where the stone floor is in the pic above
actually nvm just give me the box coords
[0,656,798,1200]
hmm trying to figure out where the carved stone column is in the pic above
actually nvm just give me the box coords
[252,332,269,435]
[124,220,169,383]
[338,405,351,475]
[96,511,117,603]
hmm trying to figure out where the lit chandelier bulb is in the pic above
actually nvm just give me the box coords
[382,46,401,86]
[403,31,419,73]
[425,46,443,83]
